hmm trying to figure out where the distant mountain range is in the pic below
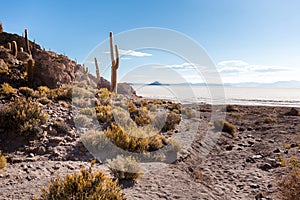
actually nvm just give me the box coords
[130,80,300,88]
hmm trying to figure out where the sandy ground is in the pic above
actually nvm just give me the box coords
[0,104,299,200]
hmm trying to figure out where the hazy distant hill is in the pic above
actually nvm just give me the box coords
[131,80,300,88]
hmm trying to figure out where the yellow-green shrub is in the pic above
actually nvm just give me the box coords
[37,161,125,200]
[54,85,73,101]
[38,97,51,105]
[108,155,143,181]
[213,119,237,137]
[0,82,16,97]
[162,112,181,132]
[95,105,113,123]
[0,150,6,170]
[278,167,300,200]
[0,97,49,137]
[37,86,51,96]
[19,86,39,98]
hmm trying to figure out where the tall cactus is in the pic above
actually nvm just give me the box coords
[109,32,119,93]
[24,28,31,55]
[7,42,11,50]
[12,41,18,57]
[27,58,35,87]
[94,57,101,87]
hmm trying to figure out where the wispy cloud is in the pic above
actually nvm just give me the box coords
[217,60,292,74]
[119,49,152,57]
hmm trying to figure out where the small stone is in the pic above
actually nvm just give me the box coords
[259,163,272,171]
[36,146,46,155]
[291,143,298,148]
[29,153,34,157]
[250,183,260,189]
[273,148,280,153]
[246,157,256,163]
[252,155,262,159]
[255,192,266,200]
[225,145,234,151]
[284,150,289,154]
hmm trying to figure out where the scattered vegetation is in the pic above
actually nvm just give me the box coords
[0,150,6,170]
[0,97,49,137]
[36,161,125,200]
[263,116,277,124]
[38,97,51,105]
[278,163,300,200]
[225,104,240,112]
[213,119,238,137]
[0,82,16,97]
[108,155,143,181]
[52,121,70,135]
[162,112,181,132]
[19,86,38,98]
[181,107,196,119]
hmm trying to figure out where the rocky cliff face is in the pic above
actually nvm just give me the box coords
[0,31,135,96]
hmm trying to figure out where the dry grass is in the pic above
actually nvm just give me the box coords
[213,119,238,137]
[0,82,16,97]
[0,150,6,170]
[278,167,300,200]
[108,156,143,181]
[0,97,49,137]
[36,161,125,200]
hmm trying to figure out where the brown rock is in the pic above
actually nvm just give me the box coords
[285,107,299,116]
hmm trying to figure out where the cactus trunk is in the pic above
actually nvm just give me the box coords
[94,57,101,88]
[12,41,18,57]
[109,32,119,93]
[27,58,35,87]
[24,29,31,55]
[7,42,11,50]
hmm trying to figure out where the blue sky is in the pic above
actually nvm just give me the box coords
[1,0,300,83]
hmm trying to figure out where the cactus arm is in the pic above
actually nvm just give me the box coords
[115,44,119,69]
[109,32,115,66]
[24,29,31,55]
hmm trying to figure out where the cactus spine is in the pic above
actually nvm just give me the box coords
[24,28,31,55]
[109,32,119,93]
[27,58,35,87]
[94,57,101,87]
[7,42,11,50]
[12,41,18,57]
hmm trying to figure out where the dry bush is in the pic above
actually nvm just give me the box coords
[162,112,181,132]
[278,167,300,200]
[19,87,39,98]
[229,113,243,119]
[37,86,51,97]
[0,97,49,137]
[213,119,237,137]
[225,104,240,112]
[108,155,143,181]
[52,121,70,135]
[182,107,196,119]
[38,97,51,105]
[0,83,16,97]
[95,105,113,123]
[132,107,150,126]
[36,161,125,200]
[80,107,94,116]
[74,114,92,128]
[104,123,149,153]
[0,150,6,170]
[263,116,277,124]
[54,85,73,101]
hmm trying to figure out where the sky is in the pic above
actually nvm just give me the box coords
[1,0,300,84]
